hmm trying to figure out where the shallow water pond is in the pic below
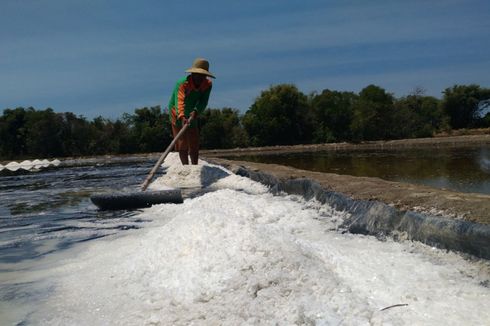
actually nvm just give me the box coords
[0,160,158,265]
[228,145,490,195]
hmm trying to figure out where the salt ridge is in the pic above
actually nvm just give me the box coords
[0,159,61,172]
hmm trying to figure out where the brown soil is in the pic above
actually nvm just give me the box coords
[202,134,490,225]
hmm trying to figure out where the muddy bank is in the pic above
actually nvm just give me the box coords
[202,134,490,157]
[205,158,490,225]
[202,134,490,225]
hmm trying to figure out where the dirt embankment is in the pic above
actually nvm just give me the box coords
[202,134,490,157]
[202,134,490,225]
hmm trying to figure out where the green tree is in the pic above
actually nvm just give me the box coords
[242,84,313,146]
[123,106,172,153]
[351,85,395,141]
[441,84,490,129]
[59,112,93,156]
[112,119,135,154]
[199,108,248,149]
[87,116,118,155]
[393,89,447,138]
[23,108,64,157]
[0,107,29,158]
[310,89,357,143]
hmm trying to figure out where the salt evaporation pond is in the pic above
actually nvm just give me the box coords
[1,154,489,325]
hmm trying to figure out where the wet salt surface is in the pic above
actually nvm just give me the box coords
[1,154,489,325]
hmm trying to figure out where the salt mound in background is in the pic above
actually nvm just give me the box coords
[0,159,61,172]
[149,153,232,190]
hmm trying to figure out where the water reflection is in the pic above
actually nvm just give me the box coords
[478,147,490,173]
[232,146,490,195]
[0,161,157,264]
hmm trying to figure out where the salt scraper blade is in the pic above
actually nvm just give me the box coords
[90,117,193,210]
[90,189,183,210]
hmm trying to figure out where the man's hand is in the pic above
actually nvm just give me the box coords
[181,112,196,125]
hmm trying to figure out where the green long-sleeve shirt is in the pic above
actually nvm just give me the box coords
[168,75,212,128]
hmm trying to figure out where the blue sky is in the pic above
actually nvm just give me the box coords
[1,0,489,119]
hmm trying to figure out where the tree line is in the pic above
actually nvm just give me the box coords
[1,84,489,160]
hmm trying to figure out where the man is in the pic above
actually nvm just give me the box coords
[168,58,215,165]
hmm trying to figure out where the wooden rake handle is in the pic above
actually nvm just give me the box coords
[140,116,193,191]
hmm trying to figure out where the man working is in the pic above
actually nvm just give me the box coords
[168,58,215,165]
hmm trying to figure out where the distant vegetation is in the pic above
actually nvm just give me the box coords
[1,84,489,160]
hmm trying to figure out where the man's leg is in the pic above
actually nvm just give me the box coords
[172,124,190,165]
[189,151,198,165]
[188,127,200,165]
[179,150,189,165]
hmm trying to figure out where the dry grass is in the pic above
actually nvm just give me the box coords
[435,128,490,137]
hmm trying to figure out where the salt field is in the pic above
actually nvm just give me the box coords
[1,154,489,325]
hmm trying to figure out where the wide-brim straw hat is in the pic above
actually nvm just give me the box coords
[186,58,216,78]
